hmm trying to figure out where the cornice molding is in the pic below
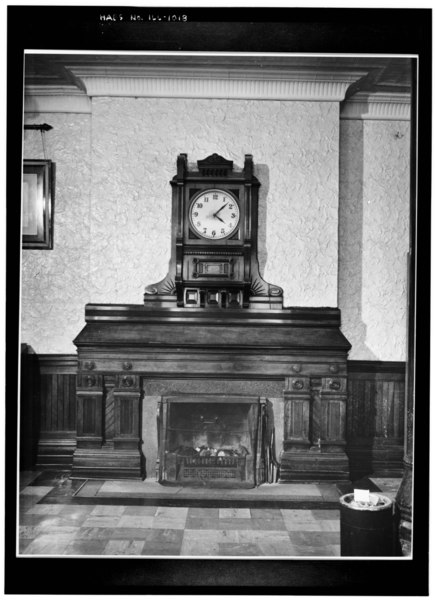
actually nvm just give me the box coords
[65,65,369,101]
[341,91,411,121]
[25,85,91,113]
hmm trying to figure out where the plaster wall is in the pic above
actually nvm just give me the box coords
[89,97,340,309]
[21,113,92,353]
[21,99,410,361]
[339,119,410,361]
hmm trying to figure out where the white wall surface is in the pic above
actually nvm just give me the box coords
[21,98,410,361]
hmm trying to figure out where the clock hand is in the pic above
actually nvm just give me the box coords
[213,203,228,217]
[214,214,225,223]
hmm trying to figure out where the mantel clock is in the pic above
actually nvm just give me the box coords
[144,153,283,310]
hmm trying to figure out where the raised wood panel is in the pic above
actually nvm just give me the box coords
[326,401,342,440]
[82,396,96,435]
[347,376,404,441]
[39,373,76,432]
[284,397,310,442]
[347,361,405,478]
[29,354,78,469]
[120,398,133,435]
[20,345,40,469]
[113,393,141,450]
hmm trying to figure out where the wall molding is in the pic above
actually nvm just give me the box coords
[341,92,411,121]
[348,360,406,374]
[60,65,369,101]
[38,354,78,374]
[24,85,91,113]
[35,355,407,374]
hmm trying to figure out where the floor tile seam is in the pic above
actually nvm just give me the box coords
[35,497,340,510]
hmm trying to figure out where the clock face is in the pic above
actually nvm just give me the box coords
[189,189,240,240]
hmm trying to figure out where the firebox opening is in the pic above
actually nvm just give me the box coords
[157,395,274,488]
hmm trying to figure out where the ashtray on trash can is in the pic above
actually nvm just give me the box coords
[339,492,395,556]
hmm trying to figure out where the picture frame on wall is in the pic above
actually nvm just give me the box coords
[22,159,55,249]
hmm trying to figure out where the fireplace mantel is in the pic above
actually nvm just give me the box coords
[72,303,351,482]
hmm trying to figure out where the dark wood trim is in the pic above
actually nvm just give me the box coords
[24,353,407,478]
[82,303,346,326]
[38,354,77,374]
[347,362,406,479]
[21,354,78,469]
[348,360,406,374]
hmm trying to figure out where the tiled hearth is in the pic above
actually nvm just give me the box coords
[18,471,401,557]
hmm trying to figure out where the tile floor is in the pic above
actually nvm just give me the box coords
[18,471,400,558]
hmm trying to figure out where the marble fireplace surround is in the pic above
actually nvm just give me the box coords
[71,304,352,485]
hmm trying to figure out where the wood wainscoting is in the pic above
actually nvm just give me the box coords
[22,353,405,479]
[347,361,405,479]
[34,354,77,469]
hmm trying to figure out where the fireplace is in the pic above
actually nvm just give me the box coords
[72,155,352,484]
[157,395,271,488]
[72,305,351,483]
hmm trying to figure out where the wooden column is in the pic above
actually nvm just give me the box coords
[113,374,141,450]
[72,367,143,479]
[279,372,350,483]
[318,376,350,480]
[76,372,103,448]
[283,376,311,452]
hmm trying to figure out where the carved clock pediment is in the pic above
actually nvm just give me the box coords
[144,154,282,310]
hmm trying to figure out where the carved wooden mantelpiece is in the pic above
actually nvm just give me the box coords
[72,304,351,482]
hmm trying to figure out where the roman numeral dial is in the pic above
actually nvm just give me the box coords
[189,189,240,240]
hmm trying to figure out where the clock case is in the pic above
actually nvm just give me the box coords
[144,153,283,310]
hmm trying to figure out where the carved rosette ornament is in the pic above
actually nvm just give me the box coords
[86,375,96,387]
[292,379,305,391]
[328,378,341,391]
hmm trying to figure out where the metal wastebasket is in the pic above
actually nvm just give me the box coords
[339,492,395,556]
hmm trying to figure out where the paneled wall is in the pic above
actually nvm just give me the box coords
[25,355,405,479]
[35,355,77,468]
[346,361,405,478]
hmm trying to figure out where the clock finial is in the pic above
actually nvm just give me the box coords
[244,154,254,179]
[177,153,188,179]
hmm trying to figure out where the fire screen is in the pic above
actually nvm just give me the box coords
[157,395,274,488]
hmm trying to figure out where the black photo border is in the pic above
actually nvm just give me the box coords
[6,5,431,596]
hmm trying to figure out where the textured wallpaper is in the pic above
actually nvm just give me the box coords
[89,97,340,307]
[339,120,410,361]
[21,99,409,360]
[21,113,92,354]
